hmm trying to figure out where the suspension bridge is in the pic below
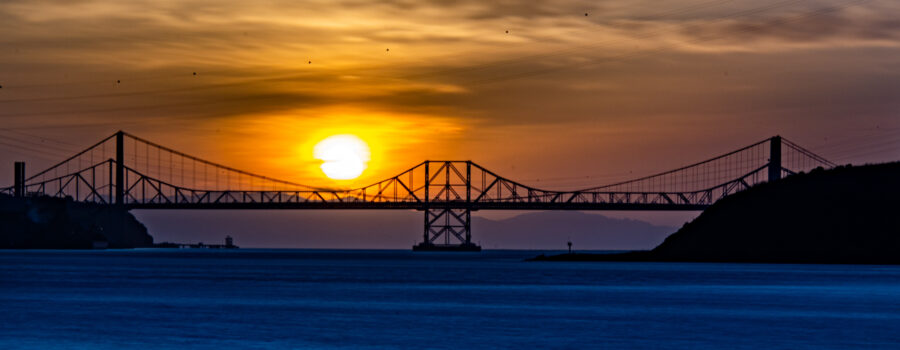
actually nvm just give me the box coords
[2,132,834,251]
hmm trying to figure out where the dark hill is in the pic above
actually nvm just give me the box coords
[531,162,900,264]
[0,194,153,249]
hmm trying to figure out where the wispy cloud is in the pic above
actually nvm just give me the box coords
[0,0,898,184]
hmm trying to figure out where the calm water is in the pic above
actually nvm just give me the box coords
[2,249,899,349]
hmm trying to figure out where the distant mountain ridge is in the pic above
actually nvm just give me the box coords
[136,209,675,249]
[473,211,675,250]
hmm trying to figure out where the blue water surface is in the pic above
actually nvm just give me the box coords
[1,249,899,349]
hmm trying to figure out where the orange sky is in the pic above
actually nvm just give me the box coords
[1,0,899,190]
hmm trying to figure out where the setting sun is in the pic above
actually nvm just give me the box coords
[313,134,371,180]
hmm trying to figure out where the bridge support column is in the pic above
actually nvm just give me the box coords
[13,161,25,197]
[769,135,782,182]
[413,208,480,252]
[116,131,124,205]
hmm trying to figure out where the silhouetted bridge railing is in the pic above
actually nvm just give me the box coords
[3,132,834,250]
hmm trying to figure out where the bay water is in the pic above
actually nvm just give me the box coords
[2,249,899,349]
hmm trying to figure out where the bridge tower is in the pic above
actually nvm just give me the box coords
[413,161,481,252]
[769,136,781,182]
[414,208,477,251]
[115,131,125,205]
[13,161,25,197]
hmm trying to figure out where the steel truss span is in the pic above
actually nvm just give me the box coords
[3,132,835,250]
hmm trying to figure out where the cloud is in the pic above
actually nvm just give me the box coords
[674,5,900,50]
[0,0,898,184]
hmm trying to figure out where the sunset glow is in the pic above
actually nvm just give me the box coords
[0,0,897,190]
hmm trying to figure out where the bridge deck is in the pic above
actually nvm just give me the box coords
[126,202,710,211]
